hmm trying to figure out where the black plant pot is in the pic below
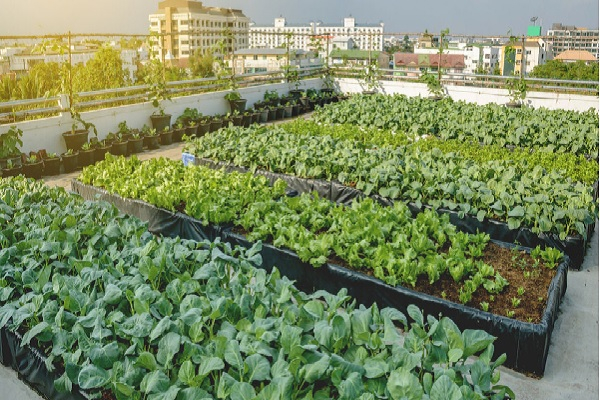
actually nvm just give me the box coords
[79,149,95,168]
[62,129,89,152]
[61,152,79,173]
[172,128,186,142]
[128,138,144,154]
[259,110,269,123]
[95,146,111,162]
[232,115,244,126]
[0,155,22,169]
[22,161,44,179]
[110,141,129,156]
[198,122,211,137]
[1,165,22,177]
[160,130,173,145]
[150,114,172,133]
[228,99,247,114]
[209,119,222,133]
[144,135,160,150]
[186,125,199,138]
[42,157,61,176]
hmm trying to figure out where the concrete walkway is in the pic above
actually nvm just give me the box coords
[1,140,598,399]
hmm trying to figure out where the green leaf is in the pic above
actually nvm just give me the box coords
[140,370,170,394]
[78,364,111,390]
[337,371,363,399]
[429,375,462,400]
[507,206,525,217]
[364,358,389,379]
[176,387,213,400]
[224,340,244,371]
[178,360,196,386]
[198,356,225,377]
[300,354,330,383]
[386,368,423,400]
[157,332,181,367]
[245,353,270,382]
[230,382,256,400]
[150,316,172,342]
[21,321,49,346]
[462,329,495,358]
[136,351,159,371]
[89,341,120,369]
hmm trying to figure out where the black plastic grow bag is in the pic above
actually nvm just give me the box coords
[72,179,568,375]
[189,154,595,270]
[0,327,90,400]
[71,180,225,242]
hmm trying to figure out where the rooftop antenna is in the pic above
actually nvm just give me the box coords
[530,16,538,26]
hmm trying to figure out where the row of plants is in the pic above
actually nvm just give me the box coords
[182,125,598,240]
[310,94,599,157]
[79,155,562,320]
[0,176,514,399]
[281,120,599,185]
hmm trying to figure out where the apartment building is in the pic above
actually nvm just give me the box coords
[249,16,384,54]
[225,48,321,75]
[499,37,553,76]
[547,23,599,61]
[414,39,500,75]
[149,0,250,66]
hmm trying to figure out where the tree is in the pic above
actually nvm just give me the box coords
[189,49,215,78]
[401,35,413,53]
[530,59,598,81]
[72,47,128,92]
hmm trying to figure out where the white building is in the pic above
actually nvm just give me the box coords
[547,23,599,61]
[249,16,384,54]
[225,48,321,75]
[149,0,250,67]
[414,40,501,75]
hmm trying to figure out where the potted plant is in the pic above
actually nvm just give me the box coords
[283,101,294,118]
[62,111,97,152]
[209,115,223,133]
[61,148,78,173]
[419,72,445,100]
[0,125,23,169]
[321,66,336,95]
[186,120,199,137]
[506,77,528,108]
[1,159,22,177]
[94,140,112,163]
[225,90,247,114]
[360,61,382,95]
[258,107,269,123]
[142,125,160,150]
[198,118,212,137]
[78,142,95,168]
[283,64,303,99]
[110,133,129,156]
[172,121,186,142]
[231,109,243,126]
[160,125,174,146]
[117,121,133,141]
[263,90,280,107]
[41,151,61,176]
[145,59,172,132]
[22,153,44,179]
[128,131,144,154]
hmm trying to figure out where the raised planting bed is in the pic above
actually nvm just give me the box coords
[0,176,515,400]
[74,157,569,375]
[311,94,599,158]
[187,153,594,270]
[182,124,598,269]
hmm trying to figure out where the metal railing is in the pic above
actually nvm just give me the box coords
[1,65,598,125]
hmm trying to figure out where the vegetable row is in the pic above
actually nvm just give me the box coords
[80,156,562,311]
[282,120,598,185]
[183,126,598,239]
[312,94,599,157]
[0,176,514,399]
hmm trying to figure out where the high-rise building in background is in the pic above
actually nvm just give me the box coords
[249,16,384,56]
[546,23,599,60]
[148,0,250,67]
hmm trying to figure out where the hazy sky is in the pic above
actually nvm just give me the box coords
[0,0,597,36]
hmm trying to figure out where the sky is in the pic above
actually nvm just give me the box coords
[0,0,597,37]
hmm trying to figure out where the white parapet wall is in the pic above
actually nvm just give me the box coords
[336,78,599,112]
[2,77,598,155]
